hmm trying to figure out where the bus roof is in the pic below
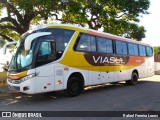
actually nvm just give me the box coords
[31,24,151,47]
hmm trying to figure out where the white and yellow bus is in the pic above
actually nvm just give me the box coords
[7,24,154,96]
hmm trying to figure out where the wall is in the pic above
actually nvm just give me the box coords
[154,55,160,75]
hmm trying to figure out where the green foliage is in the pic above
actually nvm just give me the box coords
[154,47,160,55]
[103,20,146,41]
[0,0,61,42]
[62,0,150,41]
[0,38,5,47]
[0,0,150,42]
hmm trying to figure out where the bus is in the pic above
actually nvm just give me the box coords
[6,24,154,96]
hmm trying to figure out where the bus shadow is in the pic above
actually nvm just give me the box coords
[78,79,160,97]
[1,80,160,108]
[82,82,131,96]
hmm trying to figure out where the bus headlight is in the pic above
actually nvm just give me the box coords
[21,73,36,82]
[8,71,27,80]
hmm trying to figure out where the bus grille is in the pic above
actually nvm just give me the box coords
[8,85,20,91]
[8,79,23,84]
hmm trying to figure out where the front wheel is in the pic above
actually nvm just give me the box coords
[126,72,138,85]
[67,76,83,97]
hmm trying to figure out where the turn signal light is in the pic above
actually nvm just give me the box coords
[64,67,69,71]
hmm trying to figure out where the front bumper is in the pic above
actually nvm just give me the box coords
[7,78,36,94]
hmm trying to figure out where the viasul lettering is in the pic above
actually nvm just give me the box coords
[92,56,125,64]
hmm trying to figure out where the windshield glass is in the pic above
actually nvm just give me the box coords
[17,47,33,69]
[9,32,34,72]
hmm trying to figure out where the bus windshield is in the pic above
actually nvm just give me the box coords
[9,32,34,72]
[17,46,33,70]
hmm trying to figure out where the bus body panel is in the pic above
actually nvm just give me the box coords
[7,24,154,94]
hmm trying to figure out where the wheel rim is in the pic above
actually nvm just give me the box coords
[69,81,80,95]
[71,82,79,92]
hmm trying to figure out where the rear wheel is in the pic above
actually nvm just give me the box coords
[67,76,83,97]
[126,72,138,85]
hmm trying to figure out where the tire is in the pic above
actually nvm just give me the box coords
[126,72,138,85]
[67,76,83,97]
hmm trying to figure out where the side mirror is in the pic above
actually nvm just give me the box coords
[24,32,51,50]
[3,41,17,54]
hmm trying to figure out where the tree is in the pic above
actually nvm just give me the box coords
[0,38,5,47]
[61,0,150,41]
[154,47,160,55]
[0,0,62,42]
[0,0,150,42]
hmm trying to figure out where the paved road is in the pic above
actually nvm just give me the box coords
[0,75,160,119]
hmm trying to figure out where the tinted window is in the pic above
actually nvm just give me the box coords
[97,37,107,53]
[36,40,56,67]
[39,42,51,55]
[64,30,74,47]
[116,41,127,55]
[106,39,113,54]
[146,46,153,56]
[128,43,139,56]
[45,28,74,51]
[90,36,97,52]
[76,34,91,51]
[75,33,96,52]
[97,37,113,54]
[134,44,139,56]
[139,45,146,56]
[128,43,134,55]
[122,42,128,55]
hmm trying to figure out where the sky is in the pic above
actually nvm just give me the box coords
[140,0,160,46]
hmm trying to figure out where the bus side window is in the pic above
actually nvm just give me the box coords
[146,46,153,56]
[39,42,51,55]
[128,43,134,55]
[97,37,113,54]
[97,37,107,53]
[106,39,113,54]
[75,33,97,52]
[116,41,127,55]
[133,44,139,56]
[139,45,146,56]
[128,43,139,56]
[90,36,96,52]
[76,34,91,52]
[36,41,56,67]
